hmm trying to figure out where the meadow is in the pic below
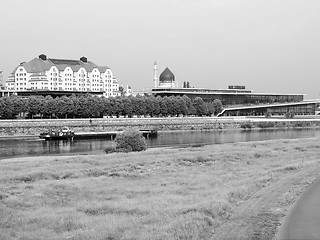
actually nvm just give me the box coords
[1,138,320,239]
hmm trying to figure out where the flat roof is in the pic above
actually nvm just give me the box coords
[152,88,305,96]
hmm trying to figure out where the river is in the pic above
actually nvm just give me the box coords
[1,128,320,160]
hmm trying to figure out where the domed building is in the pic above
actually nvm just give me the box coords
[159,67,175,88]
[153,62,177,88]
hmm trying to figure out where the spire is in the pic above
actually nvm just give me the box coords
[153,61,157,88]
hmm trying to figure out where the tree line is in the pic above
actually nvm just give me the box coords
[0,94,223,119]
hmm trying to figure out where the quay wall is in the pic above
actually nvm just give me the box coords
[1,117,320,137]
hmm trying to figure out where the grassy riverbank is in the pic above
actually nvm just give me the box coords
[1,138,320,239]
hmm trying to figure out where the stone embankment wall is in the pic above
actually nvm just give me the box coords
[1,117,320,137]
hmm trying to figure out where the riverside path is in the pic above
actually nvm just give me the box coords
[277,178,320,239]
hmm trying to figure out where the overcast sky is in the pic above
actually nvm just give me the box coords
[1,0,320,99]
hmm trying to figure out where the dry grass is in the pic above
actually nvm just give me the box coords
[1,138,320,240]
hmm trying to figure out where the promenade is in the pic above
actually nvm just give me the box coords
[277,179,320,239]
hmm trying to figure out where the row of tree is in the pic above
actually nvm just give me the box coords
[0,94,223,119]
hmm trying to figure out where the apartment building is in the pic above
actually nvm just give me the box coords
[6,54,120,97]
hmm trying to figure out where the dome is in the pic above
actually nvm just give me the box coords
[159,67,175,83]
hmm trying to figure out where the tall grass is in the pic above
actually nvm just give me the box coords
[1,139,320,239]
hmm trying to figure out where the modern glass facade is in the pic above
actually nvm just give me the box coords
[152,88,304,106]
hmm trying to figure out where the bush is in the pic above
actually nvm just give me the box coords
[115,129,147,152]
[240,121,253,129]
[104,145,116,154]
[256,121,275,128]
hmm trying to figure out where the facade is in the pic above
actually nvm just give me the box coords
[6,54,120,97]
[152,65,304,105]
[218,101,320,116]
[152,87,304,106]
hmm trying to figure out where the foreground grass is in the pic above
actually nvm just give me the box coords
[1,139,320,240]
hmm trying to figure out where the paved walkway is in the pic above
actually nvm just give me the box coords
[277,179,320,240]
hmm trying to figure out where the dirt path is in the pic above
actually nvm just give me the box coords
[277,178,320,239]
[212,164,320,240]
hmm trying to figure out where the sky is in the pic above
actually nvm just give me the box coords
[1,0,320,99]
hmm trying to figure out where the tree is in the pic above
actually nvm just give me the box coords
[0,97,14,119]
[11,96,27,118]
[122,97,133,117]
[193,97,206,116]
[145,96,156,117]
[132,95,146,117]
[166,96,179,116]
[114,96,124,118]
[87,96,104,117]
[159,96,169,117]
[182,95,192,115]
[27,96,44,118]
[176,96,188,116]
[205,102,215,116]
[42,95,57,118]
[212,99,223,116]
[70,94,80,118]
[77,95,90,118]
[54,96,74,118]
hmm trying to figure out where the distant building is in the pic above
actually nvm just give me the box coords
[151,63,320,115]
[153,62,177,88]
[6,54,120,97]
[125,85,133,96]
[0,71,15,96]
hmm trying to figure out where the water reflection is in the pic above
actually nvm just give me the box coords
[0,129,319,160]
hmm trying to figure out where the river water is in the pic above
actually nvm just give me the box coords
[1,128,320,160]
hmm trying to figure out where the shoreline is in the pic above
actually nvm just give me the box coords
[0,126,319,141]
[1,116,320,139]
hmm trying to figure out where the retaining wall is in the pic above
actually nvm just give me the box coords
[1,117,320,137]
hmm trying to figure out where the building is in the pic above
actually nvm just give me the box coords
[6,54,120,97]
[151,63,320,115]
[153,62,177,88]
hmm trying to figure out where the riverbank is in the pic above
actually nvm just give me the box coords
[1,138,320,239]
[1,116,320,137]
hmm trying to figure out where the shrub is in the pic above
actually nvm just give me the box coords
[115,129,147,152]
[256,121,275,128]
[240,121,253,129]
[104,146,116,154]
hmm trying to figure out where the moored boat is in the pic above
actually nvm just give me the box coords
[39,127,157,141]
[39,127,75,140]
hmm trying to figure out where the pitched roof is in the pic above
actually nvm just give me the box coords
[21,58,54,73]
[15,56,110,74]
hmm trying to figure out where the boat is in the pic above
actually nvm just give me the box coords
[39,127,157,141]
[39,126,75,140]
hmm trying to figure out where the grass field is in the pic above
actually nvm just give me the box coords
[1,138,320,240]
